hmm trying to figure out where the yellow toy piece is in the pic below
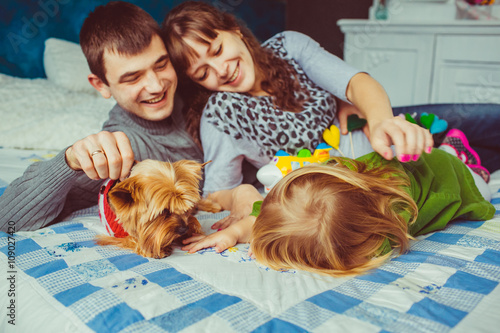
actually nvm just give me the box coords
[272,144,332,176]
[257,143,333,193]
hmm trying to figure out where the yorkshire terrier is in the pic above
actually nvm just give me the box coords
[96,159,221,258]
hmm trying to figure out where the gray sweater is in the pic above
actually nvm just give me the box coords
[0,99,202,232]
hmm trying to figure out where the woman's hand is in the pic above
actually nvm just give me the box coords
[368,116,434,161]
[342,73,434,161]
[337,103,433,161]
[336,98,370,138]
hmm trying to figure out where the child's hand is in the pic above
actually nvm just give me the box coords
[182,216,255,253]
[181,227,239,253]
[209,185,263,230]
[211,211,247,230]
[247,245,256,260]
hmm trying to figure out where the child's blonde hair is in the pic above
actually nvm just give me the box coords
[251,158,418,277]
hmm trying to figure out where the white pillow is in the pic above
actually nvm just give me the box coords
[43,38,97,95]
[0,73,114,150]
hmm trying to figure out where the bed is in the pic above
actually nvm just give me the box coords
[1,39,500,333]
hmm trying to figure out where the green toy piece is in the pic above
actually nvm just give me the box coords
[405,113,417,124]
[297,149,312,158]
[419,113,435,129]
[347,114,367,132]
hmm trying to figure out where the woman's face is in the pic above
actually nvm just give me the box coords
[184,30,261,95]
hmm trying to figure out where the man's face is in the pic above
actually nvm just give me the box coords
[94,34,178,121]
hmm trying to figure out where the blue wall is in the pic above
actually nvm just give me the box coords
[0,0,285,78]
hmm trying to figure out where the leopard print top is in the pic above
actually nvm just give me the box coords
[202,33,337,160]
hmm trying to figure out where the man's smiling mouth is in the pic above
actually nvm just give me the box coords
[143,92,165,104]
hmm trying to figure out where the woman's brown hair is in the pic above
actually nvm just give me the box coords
[251,158,418,277]
[161,1,308,146]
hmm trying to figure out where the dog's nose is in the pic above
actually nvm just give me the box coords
[175,225,189,235]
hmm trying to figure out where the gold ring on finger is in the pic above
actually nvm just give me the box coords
[91,149,104,157]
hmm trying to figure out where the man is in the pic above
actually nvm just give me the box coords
[0,1,202,232]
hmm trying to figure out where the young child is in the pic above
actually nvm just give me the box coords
[183,130,495,276]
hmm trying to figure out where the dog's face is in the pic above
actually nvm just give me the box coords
[107,159,205,258]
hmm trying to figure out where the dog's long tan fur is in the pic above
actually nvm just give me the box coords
[96,159,221,258]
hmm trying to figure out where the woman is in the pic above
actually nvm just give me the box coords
[161,1,493,227]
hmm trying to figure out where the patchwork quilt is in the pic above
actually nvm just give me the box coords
[1,148,499,332]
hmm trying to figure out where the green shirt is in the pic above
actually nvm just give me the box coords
[356,150,495,237]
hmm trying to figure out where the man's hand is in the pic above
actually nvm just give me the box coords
[65,131,135,180]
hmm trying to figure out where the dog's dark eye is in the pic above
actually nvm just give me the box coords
[175,224,189,235]
[161,210,172,218]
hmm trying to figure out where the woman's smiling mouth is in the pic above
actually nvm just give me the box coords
[227,64,240,84]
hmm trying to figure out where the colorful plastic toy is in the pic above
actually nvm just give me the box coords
[257,143,333,193]
[403,112,448,135]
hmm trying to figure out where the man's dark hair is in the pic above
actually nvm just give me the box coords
[79,1,161,85]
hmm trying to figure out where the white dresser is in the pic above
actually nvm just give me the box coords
[338,11,500,106]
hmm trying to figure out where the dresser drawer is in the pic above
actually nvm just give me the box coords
[435,35,500,62]
[432,35,500,103]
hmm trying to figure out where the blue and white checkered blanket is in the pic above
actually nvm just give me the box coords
[1,189,499,332]
[1,148,500,332]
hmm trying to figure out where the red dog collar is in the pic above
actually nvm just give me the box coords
[98,179,129,238]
